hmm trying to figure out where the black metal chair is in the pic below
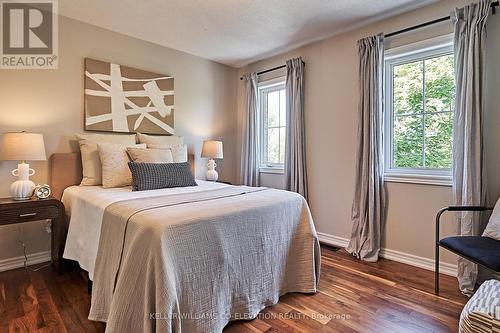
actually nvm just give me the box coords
[435,205,500,294]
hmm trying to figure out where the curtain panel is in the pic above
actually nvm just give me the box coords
[346,34,386,262]
[452,0,491,295]
[285,57,308,200]
[240,73,260,187]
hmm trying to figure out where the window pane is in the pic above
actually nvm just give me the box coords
[267,128,280,164]
[393,61,423,115]
[394,115,424,168]
[262,121,268,163]
[259,82,286,167]
[424,112,453,168]
[279,127,286,164]
[268,91,280,127]
[425,55,455,113]
[279,89,286,127]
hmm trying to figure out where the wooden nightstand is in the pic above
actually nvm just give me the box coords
[0,197,66,273]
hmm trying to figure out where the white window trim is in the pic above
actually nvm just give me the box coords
[384,35,454,187]
[258,76,286,174]
[259,167,285,174]
[384,174,453,187]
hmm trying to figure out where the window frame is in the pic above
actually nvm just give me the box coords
[257,77,287,174]
[384,35,454,186]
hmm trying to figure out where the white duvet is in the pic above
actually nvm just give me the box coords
[62,180,231,280]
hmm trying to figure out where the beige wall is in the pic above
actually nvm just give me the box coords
[0,15,237,261]
[237,0,500,265]
[485,9,500,205]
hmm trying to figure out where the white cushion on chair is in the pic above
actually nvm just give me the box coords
[483,199,500,240]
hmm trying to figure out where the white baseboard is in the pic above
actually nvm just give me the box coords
[317,232,457,277]
[0,251,51,272]
[317,232,349,247]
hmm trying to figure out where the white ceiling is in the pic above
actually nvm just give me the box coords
[59,0,438,67]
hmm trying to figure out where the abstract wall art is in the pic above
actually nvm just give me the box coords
[84,58,175,134]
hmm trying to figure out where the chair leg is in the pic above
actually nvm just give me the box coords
[435,243,440,294]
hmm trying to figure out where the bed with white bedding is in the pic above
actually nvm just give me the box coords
[61,180,320,333]
[62,180,232,279]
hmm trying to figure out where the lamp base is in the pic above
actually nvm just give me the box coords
[206,169,219,182]
[10,162,36,200]
[206,159,219,181]
[11,179,36,200]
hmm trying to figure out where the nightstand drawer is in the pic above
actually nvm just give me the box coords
[0,205,59,224]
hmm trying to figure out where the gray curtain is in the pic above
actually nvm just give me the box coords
[285,57,308,200]
[346,34,386,262]
[240,73,260,187]
[452,0,491,295]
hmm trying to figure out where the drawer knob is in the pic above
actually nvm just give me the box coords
[19,212,37,218]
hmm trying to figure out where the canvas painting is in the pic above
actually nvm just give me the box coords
[84,58,175,134]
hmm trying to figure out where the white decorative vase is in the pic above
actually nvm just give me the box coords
[206,159,219,181]
[10,162,36,200]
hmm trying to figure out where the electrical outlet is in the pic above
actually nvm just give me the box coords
[45,220,52,234]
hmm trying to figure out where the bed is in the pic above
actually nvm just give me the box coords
[52,152,320,333]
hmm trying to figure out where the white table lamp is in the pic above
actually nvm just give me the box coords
[201,140,223,181]
[1,132,47,200]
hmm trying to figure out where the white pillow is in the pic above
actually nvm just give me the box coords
[483,199,500,240]
[76,133,136,186]
[137,133,183,148]
[98,142,146,188]
[127,147,174,163]
[148,144,188,163]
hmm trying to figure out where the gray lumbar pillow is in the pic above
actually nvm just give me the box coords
[128,162,197,191]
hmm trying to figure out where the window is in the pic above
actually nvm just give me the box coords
[384,36,455,185]
[258,78,286,172]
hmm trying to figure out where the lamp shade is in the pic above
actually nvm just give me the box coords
[1,132,47,161]
[201,140,223,159]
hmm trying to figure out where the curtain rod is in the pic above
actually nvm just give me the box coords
[239,60,305,80]
[386,1,498,38]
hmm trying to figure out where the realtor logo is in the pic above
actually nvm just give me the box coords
[1,0,58,69]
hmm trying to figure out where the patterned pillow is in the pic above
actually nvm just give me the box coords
[97,142,146,188]
[76,133,136,186]
[459,279,500,333]
[128,162,197,191]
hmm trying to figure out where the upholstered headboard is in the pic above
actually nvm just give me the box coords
[50,152,196,200]
[50,153,82,200]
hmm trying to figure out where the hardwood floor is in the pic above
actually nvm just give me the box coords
[0,246,467,333]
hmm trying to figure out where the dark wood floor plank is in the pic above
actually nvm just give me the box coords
[0,247,466,333]
[50,269,103,332]
[28,269,68,333]
[0,279,6,328]
[1,270,28,333]
[18,276,45,331]
[34,269,92,333]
